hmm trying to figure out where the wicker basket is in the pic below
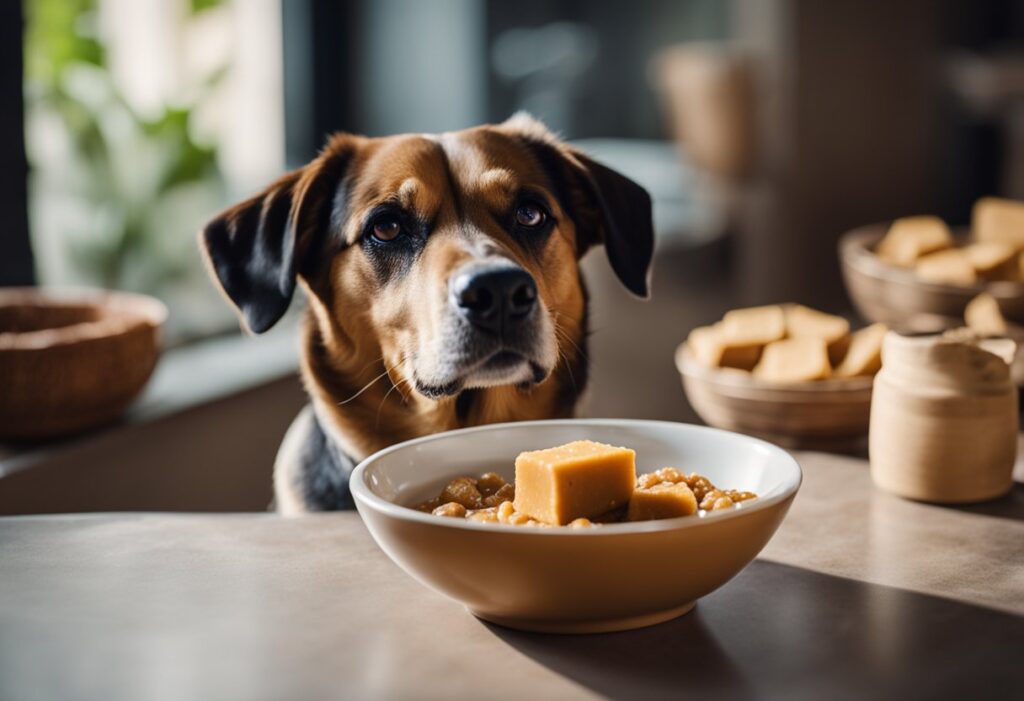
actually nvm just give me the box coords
[675,343,874,452]
[839,223,1024,330]
[0,288,166,440]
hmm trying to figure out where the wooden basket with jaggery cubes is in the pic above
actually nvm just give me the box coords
[839,197,1024,332]
[675,304,882,452]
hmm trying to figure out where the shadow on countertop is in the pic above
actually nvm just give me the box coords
[940,482,1024,523]
[487,603,753,700]
[483,560,1024,701]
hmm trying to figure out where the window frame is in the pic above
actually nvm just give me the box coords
[1,0,34,287]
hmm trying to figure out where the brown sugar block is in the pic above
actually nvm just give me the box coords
[834,323,887,378]
[687,324,762,371]
[973,197,1024,251]
[876,216,953,267]
[961,241,1018,280]
[783,305,851,366]
[513,440,636,525]
[627,481,698,521]
[915,249,977,286]
[753,337,832,383]
[965,293,1008,337]
[719,305,785,347]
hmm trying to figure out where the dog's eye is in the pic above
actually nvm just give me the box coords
[372,216,403,242]
[515,202,546,228]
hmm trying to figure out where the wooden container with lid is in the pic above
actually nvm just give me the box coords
[869,331,1018,503]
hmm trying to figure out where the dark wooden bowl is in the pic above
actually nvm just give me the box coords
[0,288,166,440]
[676,343,874,452]
[839,223,1024,331]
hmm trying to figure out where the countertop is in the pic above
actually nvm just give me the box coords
[2,450,1023,701]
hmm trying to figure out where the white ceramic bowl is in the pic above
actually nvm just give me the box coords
[351,419,801,633]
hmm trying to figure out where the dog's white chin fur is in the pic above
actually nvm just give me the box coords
[412,302,560,394]
[462,359,540,389]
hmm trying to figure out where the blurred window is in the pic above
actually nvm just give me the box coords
[20,0,727,343]
[24,0,285,343]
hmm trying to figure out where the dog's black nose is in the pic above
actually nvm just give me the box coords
[451,267,537,334]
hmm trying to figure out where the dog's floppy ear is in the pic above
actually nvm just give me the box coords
[502,113,655,298]
[200,136,357,333]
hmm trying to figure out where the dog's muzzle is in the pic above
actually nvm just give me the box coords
[449,265,537,336]
[409,262,553,398]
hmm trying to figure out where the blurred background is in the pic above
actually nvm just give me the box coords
[2,0,1024,513]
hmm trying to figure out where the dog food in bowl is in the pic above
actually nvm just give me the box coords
[351,418,801,633]
[415,440,757,527]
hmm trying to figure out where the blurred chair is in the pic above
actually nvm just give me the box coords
[651,43,756,182]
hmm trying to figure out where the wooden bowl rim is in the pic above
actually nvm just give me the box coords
[0,287,167,351]
[674,342,874,395]
[838,223,1024,299]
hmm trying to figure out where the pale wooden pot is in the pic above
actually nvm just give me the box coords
[652,43,755,181]
[869,332,1018,503]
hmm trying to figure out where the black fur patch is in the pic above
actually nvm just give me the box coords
[515,134,654,298]
[294,407,357,511]
[455,389,477,422]
[514,136,593,255]
[202,144,357,334]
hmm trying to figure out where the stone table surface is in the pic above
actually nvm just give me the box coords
[1,451,1023,701]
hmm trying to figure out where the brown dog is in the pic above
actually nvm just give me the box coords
[200,114,654,514]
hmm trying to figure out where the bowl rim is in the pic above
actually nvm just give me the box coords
[350,418,802,536]
[838,223,1024,298]
[674,342,874,393]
